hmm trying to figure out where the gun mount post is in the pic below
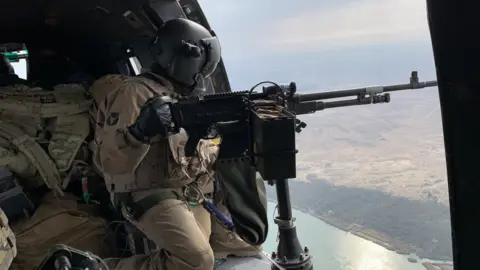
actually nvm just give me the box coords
[271,178,313,270]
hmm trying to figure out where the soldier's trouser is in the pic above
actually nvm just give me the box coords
[10,192,113,270]
[114,198,214,270]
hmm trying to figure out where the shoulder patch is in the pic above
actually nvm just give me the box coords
[106,112,120,126]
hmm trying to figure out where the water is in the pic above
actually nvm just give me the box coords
[263,202,431,270]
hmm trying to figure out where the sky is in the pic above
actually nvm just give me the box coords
[197,0,437,90]
[12,0,437,91]
[12,59,26,79]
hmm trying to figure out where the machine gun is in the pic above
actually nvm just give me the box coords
[163,71,437,270]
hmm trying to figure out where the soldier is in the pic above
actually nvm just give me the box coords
[0,48,113,269]
[95,18,221,270]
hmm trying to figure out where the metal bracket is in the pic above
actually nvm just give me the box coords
[365,86,384,95]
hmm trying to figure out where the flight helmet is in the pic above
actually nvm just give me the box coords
[151,18,221,94]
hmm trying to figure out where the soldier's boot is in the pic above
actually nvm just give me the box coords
[210,220,263,260]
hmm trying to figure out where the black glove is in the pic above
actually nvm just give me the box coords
[128,95,174,143]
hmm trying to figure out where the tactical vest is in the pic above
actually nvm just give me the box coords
[96,75,218,194]
[0,84,91,193]
[0,208,16,270]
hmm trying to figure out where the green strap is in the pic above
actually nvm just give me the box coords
[130,191,178,220]
[189,201,200,207]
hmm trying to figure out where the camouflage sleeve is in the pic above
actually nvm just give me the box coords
[0,208,16,269]
[97,83,153,175]
[202,139,219,171]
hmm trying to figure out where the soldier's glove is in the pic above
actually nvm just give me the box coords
[128,95,174,143]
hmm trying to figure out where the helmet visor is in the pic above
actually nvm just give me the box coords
[200,36,221,78]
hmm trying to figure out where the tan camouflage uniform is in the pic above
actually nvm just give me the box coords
[95,72,218,270]
[9,192,112,270]
[89,74,130,175]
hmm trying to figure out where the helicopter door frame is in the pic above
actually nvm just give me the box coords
[427,1,480,269]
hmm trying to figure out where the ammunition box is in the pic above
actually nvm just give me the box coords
[252,108,297,180]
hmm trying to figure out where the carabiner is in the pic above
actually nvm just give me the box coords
[183,184,205,206]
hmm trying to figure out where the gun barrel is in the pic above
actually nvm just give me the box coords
[383,80,438,92]
[293,94,391,115]
[324,98,372,108]
[291,69,438,104]
[295,88,366,102]
[294,80,437,103]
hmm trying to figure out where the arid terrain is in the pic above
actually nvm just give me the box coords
[294,87,448,205]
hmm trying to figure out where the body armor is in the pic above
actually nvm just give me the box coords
[94,74,218,195]
[0,83,91,193]
[0,83,113,269]
[0,208,16,270]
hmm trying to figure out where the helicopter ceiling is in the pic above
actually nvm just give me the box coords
[0,0,232,93]
[0,0,164,46]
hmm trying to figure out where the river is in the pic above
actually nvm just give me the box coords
[263,202,449,270]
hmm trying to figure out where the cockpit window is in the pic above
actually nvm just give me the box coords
[7,50,28,79]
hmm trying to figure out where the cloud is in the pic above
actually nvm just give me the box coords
[198,0,435,90]
[198,0,431,59]
[257,0,431,52]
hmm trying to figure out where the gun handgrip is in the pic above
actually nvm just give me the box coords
[185,136,201,157]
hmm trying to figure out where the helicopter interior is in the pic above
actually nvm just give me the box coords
[0,0,150,79]
[0,0,230,90]
[0,0,478,270]
[0,0,234,263]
